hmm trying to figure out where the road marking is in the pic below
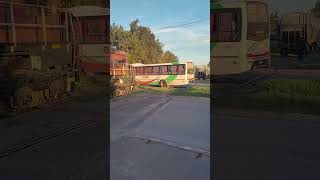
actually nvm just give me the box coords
[129,135,210,157]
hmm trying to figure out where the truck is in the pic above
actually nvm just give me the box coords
[195,65,210,80]
[280,12,320,56]
[187,62,195,82]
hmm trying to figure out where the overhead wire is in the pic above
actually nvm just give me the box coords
[155,17,209,30]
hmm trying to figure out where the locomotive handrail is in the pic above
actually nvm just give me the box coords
[0,23,65,28]
[110,61,135,77]
[0,0,66,10]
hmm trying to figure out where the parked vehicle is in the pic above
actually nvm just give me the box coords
[280,12,320,56]
[195,65,209,80]
[186,62,195,82]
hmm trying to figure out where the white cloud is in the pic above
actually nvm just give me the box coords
[152,23,210,65]
[154,27,182,34]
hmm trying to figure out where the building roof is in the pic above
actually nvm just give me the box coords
[131,62,187,67]
[70,6,109,17]
[110,48,128,56]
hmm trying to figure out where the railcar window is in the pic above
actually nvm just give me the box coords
[211,8,242,42]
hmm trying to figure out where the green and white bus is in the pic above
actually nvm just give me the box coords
[131,62,194,87]
[211,0,270,75]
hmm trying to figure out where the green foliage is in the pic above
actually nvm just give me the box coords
[311,0,320,17]
[111,19,178,64]
[162,51,178,63]
[134,85,209,97]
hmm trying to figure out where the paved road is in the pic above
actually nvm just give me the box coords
[0,98,108,180]
[111,94,210,180]
[214,108,320,180]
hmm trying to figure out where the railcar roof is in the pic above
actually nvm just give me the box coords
[212,0,268,4]
[70,6,109,17]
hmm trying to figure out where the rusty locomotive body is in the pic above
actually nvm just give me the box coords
[0,0,109,115]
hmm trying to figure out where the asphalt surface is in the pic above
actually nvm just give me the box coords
[213,108,320,180]
[0,98,108,180]
[111,94,210,180]
[270,55,320,79]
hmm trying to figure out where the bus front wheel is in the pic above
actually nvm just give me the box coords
[160,80,167,87]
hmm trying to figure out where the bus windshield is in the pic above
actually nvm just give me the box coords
[211,8,242,42]
[247,2,269,41]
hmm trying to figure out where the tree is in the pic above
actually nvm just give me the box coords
[110,20,178,64]
[162,51,178,63]
[311,0,320,17]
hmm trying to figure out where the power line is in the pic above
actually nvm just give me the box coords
[157,18,209,30]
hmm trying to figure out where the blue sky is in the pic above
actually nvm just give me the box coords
[111,0,210,66]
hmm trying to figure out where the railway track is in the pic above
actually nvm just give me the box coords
[0,112,106,159]
[111,95,172,140]
[110,94,150,112]
[0,97,73,127]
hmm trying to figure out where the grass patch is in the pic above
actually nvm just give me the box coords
[134,85,170,95]
[172,86,210,97]
[214,79,320,115]
[71,75,107,102]
[134,85,210,97]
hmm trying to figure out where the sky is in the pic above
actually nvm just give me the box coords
[111,0,210,66]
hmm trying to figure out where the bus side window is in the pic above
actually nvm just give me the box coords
[136,67,143,75]
[178,65,185,75]
[144,67,150,75]
[148,67,152,75]
[153,66,160,75]
[162,66,169,75]
[171,65,178,75]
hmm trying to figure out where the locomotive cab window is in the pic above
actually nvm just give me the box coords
[86,19,105,35]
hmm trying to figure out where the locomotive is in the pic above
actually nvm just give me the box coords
[0,0,109,115]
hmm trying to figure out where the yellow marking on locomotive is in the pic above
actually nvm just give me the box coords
[51,44,61,49]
